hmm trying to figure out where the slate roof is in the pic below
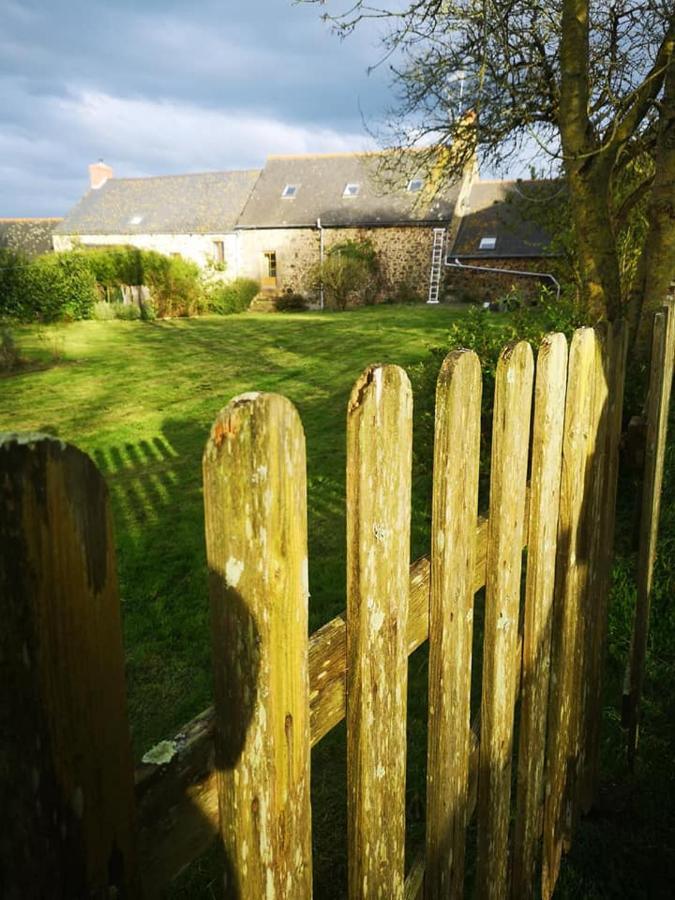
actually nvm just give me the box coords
[0,218,62,256]
[237,152,463,228]
[450,180,561,258]
[55,170,261,236]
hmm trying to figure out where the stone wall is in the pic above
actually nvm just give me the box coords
[237,224,459,301]
[444,257,565,303]
[52,232,239,272]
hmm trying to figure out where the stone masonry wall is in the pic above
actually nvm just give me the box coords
[236,224,454,301]
[444,257,566,303]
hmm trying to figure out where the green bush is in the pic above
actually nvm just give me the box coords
[79,246,206,318]
[0,249,98,322]
[275,291,307,312]
[92,301,116,321]
[0,250,28,319]
[114,303,142,321]
[20,252,98,322]
[146,256,206,317]
[310,239,382,309]
[206,278,259,314]
[0,325,25,371]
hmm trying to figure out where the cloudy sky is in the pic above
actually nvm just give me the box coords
[1,0,399,216]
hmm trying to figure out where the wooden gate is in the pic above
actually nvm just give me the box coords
[2,306,674,899]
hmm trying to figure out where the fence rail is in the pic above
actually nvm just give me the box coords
[3,308,673,899]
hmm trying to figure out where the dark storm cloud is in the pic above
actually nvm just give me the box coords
[0,0,392,215]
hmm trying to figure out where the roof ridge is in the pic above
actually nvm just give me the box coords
[265,147,429,161]
[0,216,63,222]
[109,169,261,183]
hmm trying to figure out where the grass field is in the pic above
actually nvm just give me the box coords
[1,306,468,756]
[2,305,673,898]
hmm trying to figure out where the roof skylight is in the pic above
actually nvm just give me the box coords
[343,183,360,198]
[128,214,144,225]
[407,178,424,193]
[479,236,497,250]
[281,184,298,198]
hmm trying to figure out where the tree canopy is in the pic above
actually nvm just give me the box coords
[307,0,674,347]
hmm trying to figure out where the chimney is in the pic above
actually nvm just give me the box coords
[89,159,113,190]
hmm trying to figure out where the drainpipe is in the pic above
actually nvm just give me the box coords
[446,257,561,302]
[317,217,325,310]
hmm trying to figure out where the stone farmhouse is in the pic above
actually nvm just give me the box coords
[53,155,559,303]
[53,163,260,272]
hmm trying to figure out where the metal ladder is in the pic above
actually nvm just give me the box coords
[427,227,446,304]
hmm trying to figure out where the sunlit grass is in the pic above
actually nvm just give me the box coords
[1,305,467,755]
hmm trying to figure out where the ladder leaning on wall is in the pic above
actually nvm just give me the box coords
[427,227,446,304]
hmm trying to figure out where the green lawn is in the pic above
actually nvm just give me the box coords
[1,306,465,757]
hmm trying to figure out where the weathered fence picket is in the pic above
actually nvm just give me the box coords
[4,309,671,900]
[581,320,628,810]
[543,327,603,898]
[346,365,413,900]
[203,393,313,898]
[512,333,568,899]
[476,341,534,900]
[624,299,675,764]
[425,350,482,899]
[570,326,610,827]
[0,435,139,898]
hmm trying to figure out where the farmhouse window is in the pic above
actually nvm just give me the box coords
[212,240,225,264]
[265,252,277,278]
[479,236,497,250]
[282,184,298,198]
[343,183,360,198]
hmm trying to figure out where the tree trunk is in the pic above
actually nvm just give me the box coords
[629,61,675,355]
[558,0,622,322]
[565,162,623,321]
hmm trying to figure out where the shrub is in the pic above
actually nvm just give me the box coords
[143,255,206,317]
[0,249,98,322]
[206,278,259,314]
[113,303,142,321]
[22,252,98,322]
[310,239,382,309]
[0,250,28,319]
[92,301,116,321]
[275,291,307,312]
[84,246,206,317]
[0,325,24,371]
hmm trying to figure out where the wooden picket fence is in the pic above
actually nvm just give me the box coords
[2,304,673,900]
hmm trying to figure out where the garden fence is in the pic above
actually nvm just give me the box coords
[2,303,674,900]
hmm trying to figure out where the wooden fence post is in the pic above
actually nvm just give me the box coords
[568,325,611,823]
[0,435,139,898]
[346,364,413,900]
[425,350,482,899]
[511,333,568,899]
[203,393,312,899]
[542,327,602,899]
[582,319,629,809]
[624,300,675,765]
[476,341,534,900]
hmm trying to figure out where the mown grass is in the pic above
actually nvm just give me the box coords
[1,305,672,898]
[0,306,469,758]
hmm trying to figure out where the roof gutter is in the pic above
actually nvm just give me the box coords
[446,257,561,302]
